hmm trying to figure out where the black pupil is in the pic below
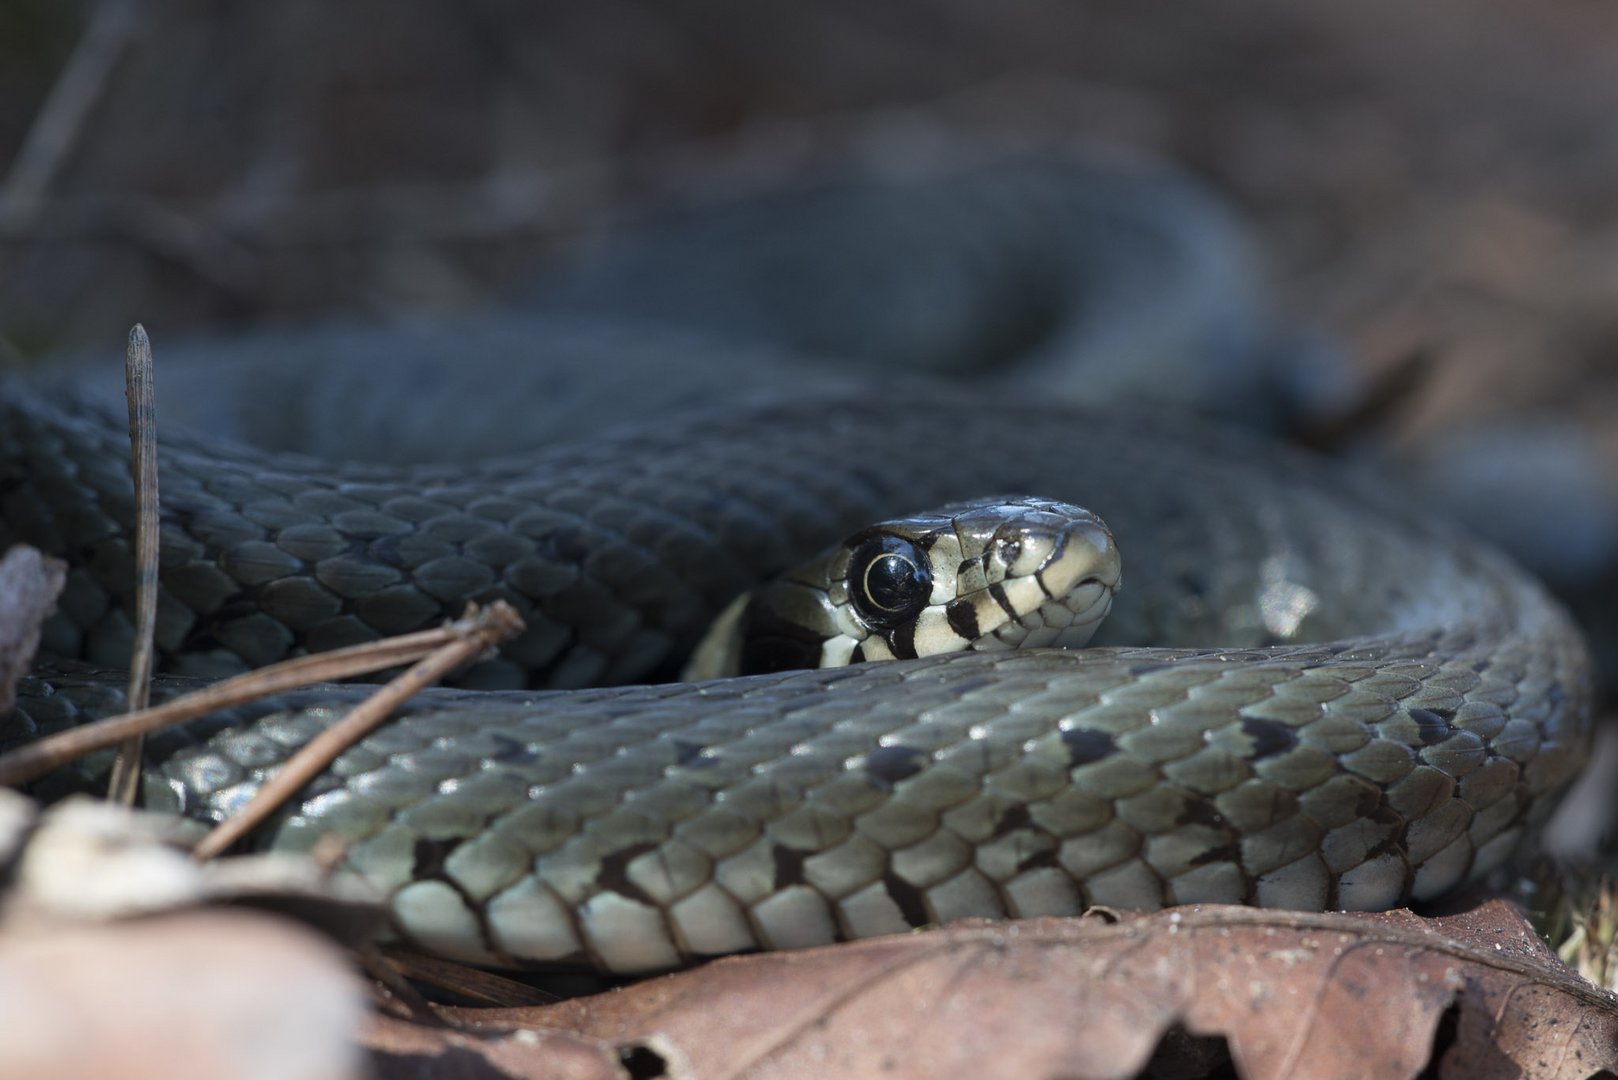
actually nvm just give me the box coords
[853,538,931,627]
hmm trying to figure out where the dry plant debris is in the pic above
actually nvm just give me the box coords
[106,320,159,804]
[0,599,527,789]
[365,901,1618,1080]
[0,789,380,937]
[0,538,376,1080]
[0,812,371,1080]
[0,544,64,714]
[0,910,367,1080]
[1548,872,1618,996]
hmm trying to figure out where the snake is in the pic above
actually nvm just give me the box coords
[0,154,1595,975]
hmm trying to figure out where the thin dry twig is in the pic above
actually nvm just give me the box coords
[107,323,158,804]
[358,945,444,1024]
[0,602,524,788]
[191,601,523,860]
[0,0,139,222]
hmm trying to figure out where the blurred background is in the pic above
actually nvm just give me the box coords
[4,6,1618,663]
[8,0,1618,653]
[4,0,1618,402]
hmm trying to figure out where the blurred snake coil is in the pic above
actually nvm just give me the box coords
[0,155,1594,974]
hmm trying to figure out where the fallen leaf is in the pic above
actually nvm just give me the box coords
[421,900,1618,1080]
[0,909,367,1080]
[0,546,64,714]
[366,1012,623,1080]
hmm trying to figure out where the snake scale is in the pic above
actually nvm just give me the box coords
[0,155,1594,974]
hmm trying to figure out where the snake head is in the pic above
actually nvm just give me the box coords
[685,495,1121,678]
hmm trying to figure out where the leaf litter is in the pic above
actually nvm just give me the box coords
[400,901,1618,1080]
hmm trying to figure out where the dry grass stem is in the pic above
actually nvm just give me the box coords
[1558,875,1618,992]
[190,602,523,860]
[373,948,558,1009]
[107,323,159,804]
[0,602,524,788]
[358,946,443,1023]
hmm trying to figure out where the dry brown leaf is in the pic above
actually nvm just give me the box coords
[0,909,367,1080]
[413,900,1618,1080]
[0,545,64,714]
[366,1012,622,1080]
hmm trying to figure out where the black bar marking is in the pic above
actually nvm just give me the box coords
[946,599,980,641]
[889,619,918,660]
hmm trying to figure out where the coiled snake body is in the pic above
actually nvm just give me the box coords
[0,158,1594,973]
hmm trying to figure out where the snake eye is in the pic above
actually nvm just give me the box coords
[849,536,932,629]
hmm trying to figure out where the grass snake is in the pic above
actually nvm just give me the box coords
[0,155,1594,974]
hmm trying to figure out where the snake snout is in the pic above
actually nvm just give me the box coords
[859,495,1123,656]
[971,505,1121,651]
